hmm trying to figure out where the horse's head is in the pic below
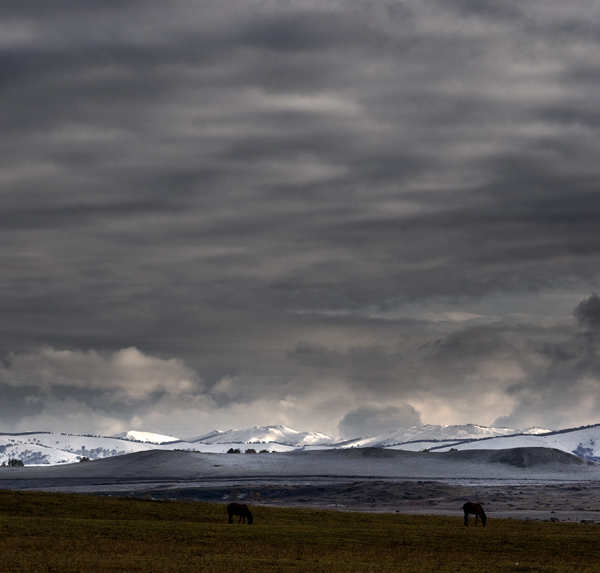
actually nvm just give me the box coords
[247,512,254,525]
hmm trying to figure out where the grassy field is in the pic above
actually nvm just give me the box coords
[1,490,600,572]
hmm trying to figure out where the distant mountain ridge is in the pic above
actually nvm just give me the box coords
[336,423,551,449]
[2,422,600,466]
[183,425,333,447]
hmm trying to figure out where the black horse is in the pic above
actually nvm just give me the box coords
[463,502,486,526]
[227,503,253,525]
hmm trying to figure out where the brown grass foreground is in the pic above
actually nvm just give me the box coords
[1,490,599,572]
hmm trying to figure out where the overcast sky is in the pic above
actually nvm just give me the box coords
[2,0,600,439]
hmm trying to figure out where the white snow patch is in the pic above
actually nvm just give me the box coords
[112,431,180,444]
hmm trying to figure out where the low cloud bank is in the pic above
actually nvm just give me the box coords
[0,295,599,437]
[338,403,422,439]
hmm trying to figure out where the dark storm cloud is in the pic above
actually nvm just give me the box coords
[441,0,524,21]
[575,293,600,332]
[2,0,600,435]
[338,403,422,439]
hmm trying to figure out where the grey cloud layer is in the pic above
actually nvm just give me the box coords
[1,0,600,435]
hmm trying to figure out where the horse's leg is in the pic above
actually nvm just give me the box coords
[228,512,233,524]
[464,512,468,526]
[475,513,478,526]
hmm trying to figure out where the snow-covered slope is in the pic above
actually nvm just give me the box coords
[0,432,171,465]
[430,425,600,460]
[3,423,600,466]
[0,426,323,465]
[338,424,550,448]
[1,448,598,490]
[184,425,333,447]
[111,431,180,444]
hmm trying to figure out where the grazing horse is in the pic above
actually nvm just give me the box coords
[227,503,254,525]
[463,502,486,527]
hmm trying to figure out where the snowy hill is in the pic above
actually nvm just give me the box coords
[3,423,600,466]
[0,448,597,492]
[428,425,600,460]
[0,432,176,466]
[184,425,333,447]
[0,426,327,466]
[337,424,550,449]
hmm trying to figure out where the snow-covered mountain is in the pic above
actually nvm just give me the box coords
[184,425,333,447]
[337,423,550,449]
[427,425,600,460]
[3,423,600,466]
[0,432,153,465]
[0,425,327,466]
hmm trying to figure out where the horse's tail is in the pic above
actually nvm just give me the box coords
[480,506,487,526]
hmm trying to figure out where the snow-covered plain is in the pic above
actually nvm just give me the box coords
[0,447,598,496]
[3,423,600,466]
